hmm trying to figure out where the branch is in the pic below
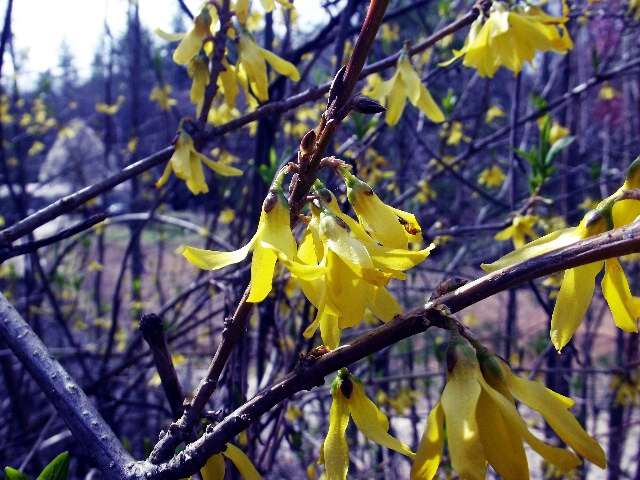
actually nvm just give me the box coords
[0,292,138,480]
[144,218,640,479]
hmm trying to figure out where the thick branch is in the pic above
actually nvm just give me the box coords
[0,293,138,480]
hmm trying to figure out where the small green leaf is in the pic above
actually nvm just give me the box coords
[4,467,29,480]
[36,452,69,480]
[545,136,575,164]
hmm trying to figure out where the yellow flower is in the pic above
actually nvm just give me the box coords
[599,82,619,101]
[549,122,570,145]
[444,121,470,145]
[381,23,400,42]
[415,179,437,202]
[445,2,573,78]
[343,170,422,249]
[237,33,300,102]
[201,442,261,480]
[149,84,177,111]
[478,164,506,188]
[411,335,605,480]
[494,214,539,249]
[483,160,640,351]
[219,207,236,224]
[372,53,444,126]
[96,95,124,115]
[181,185,309,303]
[485,105,506,123]
[155,7,216,65]
[234,0,293,24]
[27,141,45,157]
[296,188,433,348]
[322,369,414,479]
[156,129,242,195]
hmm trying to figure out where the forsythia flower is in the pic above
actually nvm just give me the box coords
[181,183,318,302]
[297,182,433,348]
[446,2,573,77]
[483,158,640,351]
[494,214,539,249]
[368,52,444,126]
[549,122,570,145]
[156,7,216,65]
[201,443,261,480]
[343,170,422,249]
[322,369,414,479]
[237,32,300,102]
[149,84,177,111]
[478,164,506,187]
[234,0,293,24]
[411,334,605,480]
[96,95,125,115]
[156,129,242,194]
[485,105,506,123]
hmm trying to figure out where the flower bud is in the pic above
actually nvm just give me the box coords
[351,95,386,115]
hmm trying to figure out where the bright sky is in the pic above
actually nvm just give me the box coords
[5,0,329,86]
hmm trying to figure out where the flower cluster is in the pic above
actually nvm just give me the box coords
[446,1,573,77]
[154,2,300,191]
[411,332,605,479]
[181,166,434,348]
[483,158,640,351]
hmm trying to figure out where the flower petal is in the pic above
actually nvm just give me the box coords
[201,453,225,480]
[550,261,603,351]
[324,390,351,479]
[223,444,262,480]
[441,363,486,479]
[410,402,444,480]
[602,258,640,333]
[180,242,253,271]
[349,381,414,457]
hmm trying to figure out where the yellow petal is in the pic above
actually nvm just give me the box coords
[482,227,581,272]
[476,390,528,480]
[410,402,444,480]
[371,245,434,271]
[319,307,341,350]
[200,155,243,176]
[173,28,203,65]
[180,242,253,271]
[201,453,225,480]
[440,363,485,479]
[348,381,414,457]
[414,84,444,123]
[324,391,350,480]
[155,160,174,189]
[550,261,603,351]
[259,199,297,259]
[477,375,581,473]
[504,370,606,468]
[223,444,262,480]
[368,286,401,322]
[259,47,300,81]
[248,244,278,303]
[385,74,407,126]
[602,258,640,332]
[154,28,185,42]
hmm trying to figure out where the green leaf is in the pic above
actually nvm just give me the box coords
[545,136,575,165]
[4,467,29,480]
[36,452,69,480]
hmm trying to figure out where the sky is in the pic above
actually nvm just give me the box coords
[4,0,329,86]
